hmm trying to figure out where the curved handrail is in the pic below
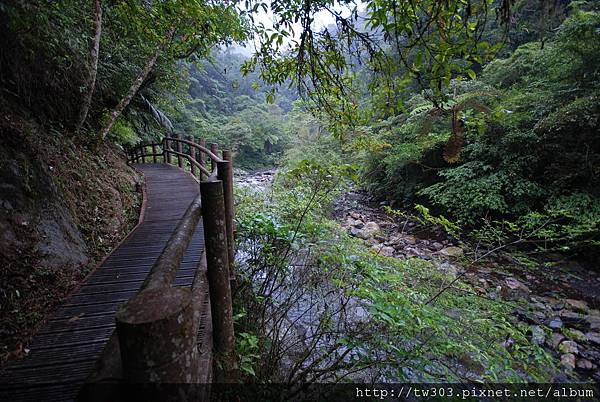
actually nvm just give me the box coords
[127,135,225,181]
[164,137,223,163]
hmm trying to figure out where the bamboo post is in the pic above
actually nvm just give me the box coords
[176,134,184,169]
[115,287,200,383]
[198,138,206,180]
[217,152,235,277]
[210,143,218,172]
[189,136,197,178]
[164,136,172,165]
[152,144,157,163]
[200,179,235,382]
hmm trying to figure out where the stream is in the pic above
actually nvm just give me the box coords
[235,169,600,383]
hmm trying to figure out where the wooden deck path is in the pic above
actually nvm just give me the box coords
[0,163,210,402]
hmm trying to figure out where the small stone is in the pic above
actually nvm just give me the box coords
[559,340,579,354]
[565,299,589,312]
[560,353,576,370]
[576,358,595,371]
[586,315,600,330]
[371,245,395,257]
[530,325,546,345]
[439,246,464,258]
[505,277,530,292]
[432,242,444,251]
[567,329,587,342]
[349,211,361,220]
[548,317,563,329]
[560,310,589,331]
[399,234,417,245]
[584,332,600,346]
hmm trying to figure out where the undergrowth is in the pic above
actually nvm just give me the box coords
[233,160,559,389]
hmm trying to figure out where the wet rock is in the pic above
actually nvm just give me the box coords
[439,246,463,258]
[585,315,600,331]
[548,317,563,330]
[548,333,565,349]
[565,299,589,312]
[566,329,587,343]
[560,353,576,370]
[371,245,395,257]
[585,332,600,346]
[530,325,546,345]
[559,310,589,331]
[559,340,579,354]
[349,211,362,220]
[349,227,362,237]
[389,234,416,245]
[514,309,542,325]
[355,222,381,240]
[576,358,596,371]
[505,277,530,293]
[432,242,444,251]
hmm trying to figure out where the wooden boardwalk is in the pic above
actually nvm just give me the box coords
[0,163,209,402]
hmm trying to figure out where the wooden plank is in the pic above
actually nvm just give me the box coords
[0,163,209,401]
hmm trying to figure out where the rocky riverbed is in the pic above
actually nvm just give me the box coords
[334,189,600,382]
[235,169,600,382]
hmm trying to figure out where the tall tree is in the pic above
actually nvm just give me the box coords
[75,0,102,134]
[97,0,247,142]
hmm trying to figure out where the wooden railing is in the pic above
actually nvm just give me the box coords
[106,135,237,389]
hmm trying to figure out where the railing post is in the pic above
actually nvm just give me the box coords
[141,145,147,163]
[200,179,235,382]
[152,144,157,163]
[217,152,235,278]
[189,136,197,178]
[199,138,206,180]
[115,287,200,383]
[165,136,172,165]
[176,134,184,169]
[210,143,218,172]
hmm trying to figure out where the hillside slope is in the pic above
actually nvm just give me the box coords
[0,101,142,365]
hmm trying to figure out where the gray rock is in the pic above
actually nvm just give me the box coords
[549,333,565,349]
[548,317,564,330]
[565,299,589,312]
[530,325,546,345]
[431,242,444,251]
[439,246,464,257]
[559,310,590,331]
[356,221,381,239]
[576,358,595,370]
[584,332,600,346]
[559,340,579,354]
[371,245,395,257]
[560,353,576,370]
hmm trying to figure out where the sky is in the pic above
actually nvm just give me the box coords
[230,2,362,56]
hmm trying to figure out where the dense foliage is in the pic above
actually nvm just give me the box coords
[363,8,599,252]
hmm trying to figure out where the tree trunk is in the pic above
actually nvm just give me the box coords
[75,0,102,134]
[97,27,175,142]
